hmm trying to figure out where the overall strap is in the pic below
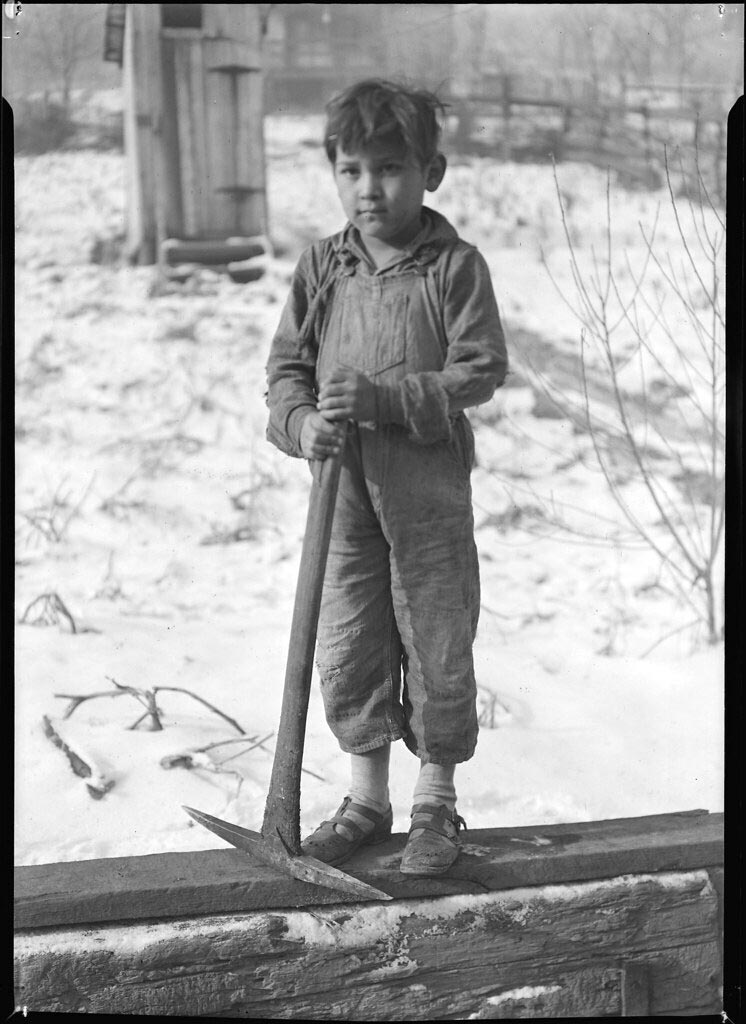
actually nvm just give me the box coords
[298,241,360,357]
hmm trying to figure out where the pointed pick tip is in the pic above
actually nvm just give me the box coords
[366,888,394,901]
[182,807,392,901]
[183,805,211,825]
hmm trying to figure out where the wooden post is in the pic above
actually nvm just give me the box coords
[620,962,651,1016]
[452,98,474,154]
[558,103,573,161]
[169,32,205,237]
[122,6,154,262]
[501,73,512,161]
[202,5,266,238]
[122,5,181,263]
[596,103,608,155]
[642,102,652,179]
[715,116,726,205]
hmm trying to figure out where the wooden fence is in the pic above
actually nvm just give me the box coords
[445,84,729,199]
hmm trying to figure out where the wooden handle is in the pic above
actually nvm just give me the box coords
[261,428,348,851]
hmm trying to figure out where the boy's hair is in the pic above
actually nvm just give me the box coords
[323,79,447,167]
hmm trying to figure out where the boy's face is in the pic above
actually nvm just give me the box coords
[332,139,445,250]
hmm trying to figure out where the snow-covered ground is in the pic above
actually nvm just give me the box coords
[14,115,723,866]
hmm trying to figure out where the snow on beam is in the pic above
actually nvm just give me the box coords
[14,809,722,930]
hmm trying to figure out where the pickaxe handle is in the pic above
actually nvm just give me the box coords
[261,425,349,851]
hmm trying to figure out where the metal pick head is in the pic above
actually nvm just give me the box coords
[183,806,392,902]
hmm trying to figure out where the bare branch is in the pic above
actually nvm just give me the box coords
[20,592,78,633]
[639,619,703,658]
[54,680,247,735]
[153,686,246,735]
[663,149,724,326]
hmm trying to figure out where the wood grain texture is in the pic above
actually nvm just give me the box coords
[14,870,722,1018]
[14,810,723,930]
[155,33,185,239]
[136,6,179,248]
[173,37,203,236]
[123,4,164,260]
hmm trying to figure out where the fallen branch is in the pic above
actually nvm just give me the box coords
[42,715,115,799]
[54,678,247,735]
[200,524,257,545]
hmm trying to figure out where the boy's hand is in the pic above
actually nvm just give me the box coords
[317,369,377,422]
[299,410,345,460]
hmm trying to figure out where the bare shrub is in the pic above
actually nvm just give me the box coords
[532,149,724,648]
[20,592,78,633]
[19,475,95,547]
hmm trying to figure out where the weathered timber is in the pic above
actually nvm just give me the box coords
[14,869,722,1018]
[14,809,722,930]
[161,238,267,266]
[122,5,266,260]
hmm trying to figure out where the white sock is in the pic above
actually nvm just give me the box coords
[334,744,391,839]
[348,744,391,814]
[413,761,457,812]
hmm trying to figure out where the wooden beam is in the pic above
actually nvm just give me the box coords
[14,868,722,1017]
[14,810,722,930]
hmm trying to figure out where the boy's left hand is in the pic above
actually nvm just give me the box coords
[317,369,377,422]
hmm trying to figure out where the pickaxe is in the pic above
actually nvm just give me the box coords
[185,424,392,901]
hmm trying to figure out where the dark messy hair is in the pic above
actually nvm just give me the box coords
[323,78,447,167]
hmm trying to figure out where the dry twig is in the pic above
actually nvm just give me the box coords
[162,733,325,781]
[54,677,247,734]
[20,592,78,633]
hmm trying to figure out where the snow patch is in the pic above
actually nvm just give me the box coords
[14,128,724,865]
[488,985,562,1006]
[15,871,710,971]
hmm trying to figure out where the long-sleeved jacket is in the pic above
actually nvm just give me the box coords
[265,207,508,457]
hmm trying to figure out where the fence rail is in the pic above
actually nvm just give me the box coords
[444,86,728,199]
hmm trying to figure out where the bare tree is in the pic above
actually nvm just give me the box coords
[487,4,741,106]
[13,3,103,118]
[534,149,725,649]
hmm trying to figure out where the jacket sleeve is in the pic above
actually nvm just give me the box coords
[265,246,322,458]
[376,245,509,444]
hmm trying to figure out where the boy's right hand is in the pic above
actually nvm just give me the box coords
[299,410,346,460]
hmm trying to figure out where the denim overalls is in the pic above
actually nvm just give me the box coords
[266,209,508,765]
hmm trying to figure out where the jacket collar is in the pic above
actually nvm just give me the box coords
[331,207,458,273]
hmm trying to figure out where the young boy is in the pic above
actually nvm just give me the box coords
[265,79,508,876]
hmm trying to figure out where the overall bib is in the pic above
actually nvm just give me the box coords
[314,252,480,765]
